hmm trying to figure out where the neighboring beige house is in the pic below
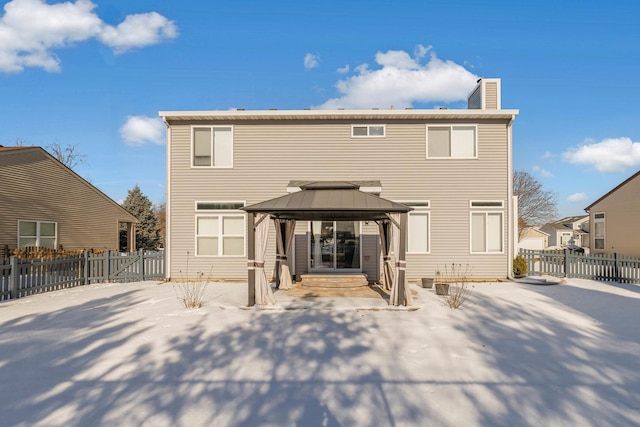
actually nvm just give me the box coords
[0,146,138,254]
[160,78,519,282]
[540,215,589,249]
[585,170,640,258]
[518,226,549,250]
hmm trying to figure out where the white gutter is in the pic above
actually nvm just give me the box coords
[163,117,171,279]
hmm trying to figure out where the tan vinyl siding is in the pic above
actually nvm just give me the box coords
[168,117,511,280]
[485,82,499,109]
[588,174,640,258]
[0,148,137,252]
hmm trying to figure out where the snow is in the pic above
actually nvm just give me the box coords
[0,278,639,427]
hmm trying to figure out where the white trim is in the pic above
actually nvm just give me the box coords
[351,124,386,138]
[160,109,520,121]
[469,211,505,254]
[165,124,171,278]
[190,125,234,169]
[426,124,478,159]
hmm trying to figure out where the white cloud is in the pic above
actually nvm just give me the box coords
[337,64,349,74]
[120,116,164,146]
[542,151,553,159]
[304,53,319,70]
[563,137,640,173]
[532,165,553,178]
[567,193,588,203]
[0,0,178,73]
[315,44,478,109]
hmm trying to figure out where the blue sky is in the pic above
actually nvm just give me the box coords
[1,0,639,219]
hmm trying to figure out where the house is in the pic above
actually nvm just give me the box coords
[540,215,589,249]
[160,78,519,295]
[518,226,549,250]
[0,146,138,254]
[585,169,640,257]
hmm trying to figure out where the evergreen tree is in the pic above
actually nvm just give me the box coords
[121,185,161,250]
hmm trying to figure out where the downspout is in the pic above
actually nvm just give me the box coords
[163,117,171,279]
[507,114,515,280]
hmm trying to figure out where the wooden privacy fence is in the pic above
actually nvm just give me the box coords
[519,249,640,284]
[0,250,165,301]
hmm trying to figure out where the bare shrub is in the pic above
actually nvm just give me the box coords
[174,252,209,309]
[441,263,474,310]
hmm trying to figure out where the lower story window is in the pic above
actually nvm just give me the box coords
[18,220,57,249]
[471,212,503,253]
[196,215,245,256]
[408,211,430,253]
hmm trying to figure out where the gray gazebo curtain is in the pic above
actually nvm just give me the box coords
[255,214,275,305]
[390,213,413,306]
[274,218,296,290]
[377,220,394,291]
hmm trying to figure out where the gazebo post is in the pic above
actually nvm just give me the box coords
[397,212,408,306]
[247,212,255,306]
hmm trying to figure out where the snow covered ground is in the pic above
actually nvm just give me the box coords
[0,278,638,427]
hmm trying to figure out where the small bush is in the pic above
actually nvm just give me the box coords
[440,263,474,310]
[174,252,209,309]
[513,255,528,277]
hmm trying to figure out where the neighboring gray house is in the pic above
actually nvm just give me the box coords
[0,146,138,254]
[585,169,640,257]
[160,78,519,283]
[540,215,589,249]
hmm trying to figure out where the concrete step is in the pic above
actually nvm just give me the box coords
[300,273,369,288]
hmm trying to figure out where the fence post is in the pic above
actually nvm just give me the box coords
[139,249,144,281]
[83,251,89,285]
[563,249,568,277]
[9,256,19,300]
[105,250,111,282]
[614,252,620,283]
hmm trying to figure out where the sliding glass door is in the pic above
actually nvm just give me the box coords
[310,221,361,271]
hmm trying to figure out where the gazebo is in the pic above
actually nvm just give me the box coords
[241,182,413,306]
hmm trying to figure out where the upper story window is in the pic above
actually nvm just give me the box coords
[18,220,57,249]
[352,125,385,138]
[192,126,233,168]
[427,125,477,158]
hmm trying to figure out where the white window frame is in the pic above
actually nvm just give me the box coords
[426,124,478,159]
[191,125,234,168]
[469,202,504,254]
[594,212,605,250]
[399,201,431,254]
[17,220,57,249]
[194,201,245,257]
[351,124,386,138]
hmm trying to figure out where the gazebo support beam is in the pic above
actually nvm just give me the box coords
[397,212,408,306]
[247,213,255,306]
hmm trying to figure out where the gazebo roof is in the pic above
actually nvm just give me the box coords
[242,183,412,221]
